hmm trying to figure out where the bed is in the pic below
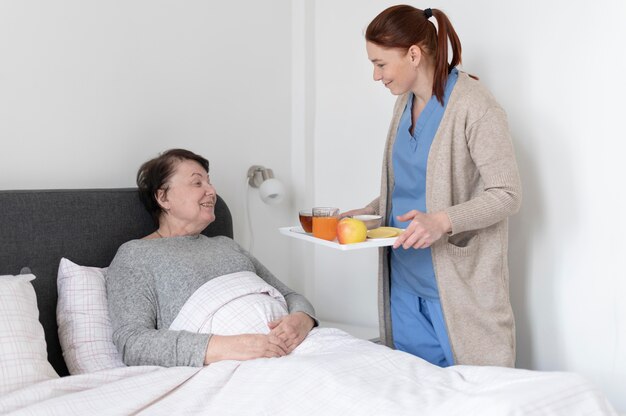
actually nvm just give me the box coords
[0,188,617,415]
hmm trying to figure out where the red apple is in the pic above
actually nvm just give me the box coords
[337,218,367,244]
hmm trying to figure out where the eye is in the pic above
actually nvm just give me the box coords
[376,63,385,68]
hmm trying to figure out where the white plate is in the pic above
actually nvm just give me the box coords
[279,226,397,251]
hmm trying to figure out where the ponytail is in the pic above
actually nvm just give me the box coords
[430,9,462,104]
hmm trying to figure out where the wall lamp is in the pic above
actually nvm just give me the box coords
[246,165,286,205]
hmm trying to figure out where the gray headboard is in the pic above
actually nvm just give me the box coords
[0,188,233,376]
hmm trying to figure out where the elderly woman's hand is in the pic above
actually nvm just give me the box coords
[204,333,289,365]
[268,312,315,353]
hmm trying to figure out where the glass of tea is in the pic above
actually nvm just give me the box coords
[298,210,313,233]
[312,207,340,241]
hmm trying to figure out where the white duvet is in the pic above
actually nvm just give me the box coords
[0,272,617,416]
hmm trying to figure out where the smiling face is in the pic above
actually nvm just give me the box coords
[366,41,419,95]
[156,159,217,235]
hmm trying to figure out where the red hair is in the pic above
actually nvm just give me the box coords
[366,5,462,104]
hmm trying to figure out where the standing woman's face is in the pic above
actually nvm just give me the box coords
[366,41,419,96]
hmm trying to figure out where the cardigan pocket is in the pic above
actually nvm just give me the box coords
[445,231,480,257]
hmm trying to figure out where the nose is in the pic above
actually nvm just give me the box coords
[204,183,216,196]
[373,67,382,81]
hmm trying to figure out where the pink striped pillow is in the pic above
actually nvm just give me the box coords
[56,258,125,374]
[0,274,58,394]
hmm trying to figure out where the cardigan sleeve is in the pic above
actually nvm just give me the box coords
[366,197,381,215]
[444,106,522,235]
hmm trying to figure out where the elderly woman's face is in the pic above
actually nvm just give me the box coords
[157,159,216,233]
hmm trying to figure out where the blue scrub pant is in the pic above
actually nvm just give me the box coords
[391,285,454,367]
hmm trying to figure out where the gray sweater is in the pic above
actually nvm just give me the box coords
[106,234,317,367]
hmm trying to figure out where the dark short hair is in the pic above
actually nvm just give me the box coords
[136,148,209,226]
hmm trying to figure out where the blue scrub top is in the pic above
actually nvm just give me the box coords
[390,68,459,299]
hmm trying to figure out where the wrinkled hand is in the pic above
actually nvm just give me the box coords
[268,312,315,353]
[392,210,451,250]
[340,206,375,219]
[204,333,289,364]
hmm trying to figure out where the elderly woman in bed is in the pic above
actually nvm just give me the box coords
[106,148,317,367]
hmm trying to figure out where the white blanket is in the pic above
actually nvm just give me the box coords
[0,273,617,415]
[169,271,288,335]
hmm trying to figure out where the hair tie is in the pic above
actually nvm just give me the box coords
[424,8,433,19]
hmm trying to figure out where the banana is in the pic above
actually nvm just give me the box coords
[367,227,403,239]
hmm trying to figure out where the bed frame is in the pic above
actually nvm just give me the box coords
[0,188,233,376]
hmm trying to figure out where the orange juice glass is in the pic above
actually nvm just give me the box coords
[312,207,339,241]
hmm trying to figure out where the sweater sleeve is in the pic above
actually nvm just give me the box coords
[106,249,211,367]
[445,106,522,235]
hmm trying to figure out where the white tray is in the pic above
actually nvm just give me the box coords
[279,226,397,251]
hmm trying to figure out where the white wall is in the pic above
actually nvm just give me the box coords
[0,0,295,286]
[308,0,626,411]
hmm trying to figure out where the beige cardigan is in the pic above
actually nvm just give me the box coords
[367,72,522,367]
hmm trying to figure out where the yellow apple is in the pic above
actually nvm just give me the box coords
[337,218,367,244]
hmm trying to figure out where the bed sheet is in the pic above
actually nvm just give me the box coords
[0,328,616,416]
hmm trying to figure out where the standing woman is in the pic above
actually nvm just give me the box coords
[344,5,521,367]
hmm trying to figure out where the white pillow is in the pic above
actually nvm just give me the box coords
[0,274,59,394]
[56,258,125,374]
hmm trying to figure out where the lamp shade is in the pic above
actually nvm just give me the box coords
[258,178,285,204]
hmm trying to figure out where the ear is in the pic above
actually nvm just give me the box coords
[408,45,422,66]
[156,189,170,210]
